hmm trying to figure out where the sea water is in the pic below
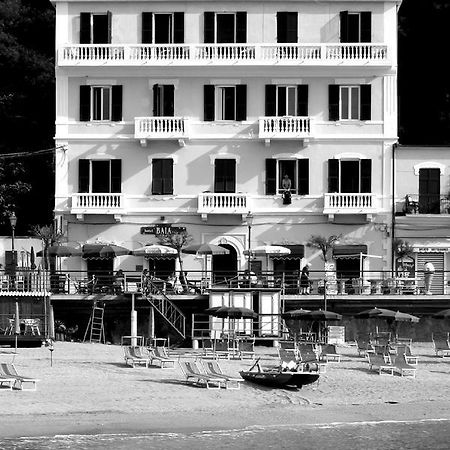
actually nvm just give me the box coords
[1,418,450,450]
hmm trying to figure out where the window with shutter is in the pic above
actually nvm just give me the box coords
[78,160,122,193]
[265,159,277,195]
[215,86,241,121]
[328,159,339,193]
[79,12,111,44]
[204,85,215,121]
[152,159,174,195]
[214,159,236,193]
[142,12,153,43]
[153,85,175,117]
[328,85,340,121]
[277,12,298,43]
[297,159,309,195]
[340,11,371,43]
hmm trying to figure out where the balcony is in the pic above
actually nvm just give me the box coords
[198,192,250,220]
[135,117,189,146]
[259,116,311,143]
[323,193,378,220]
[58,43,390,67]
[403,194,450,215]
[71,193,125,221]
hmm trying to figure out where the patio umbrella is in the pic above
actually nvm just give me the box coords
[82,244,130,259]
[432,309,450,319]
[355,307,419,323]
[300,309,342,321]
[14,301,20,353]
[30,246,36,270]
[281,308,311,320]
[36,245,82,257]
[213,306,258,319]
[132,244,177,257]
[243,245,291,257]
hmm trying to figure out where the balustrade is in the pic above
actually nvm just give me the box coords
[324,193,376,211]
[198,192,249,215]
[135,117,187,139]
[259,117,311,138]
[72,193,123,210]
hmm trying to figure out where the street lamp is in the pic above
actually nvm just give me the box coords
[9,212,17,288]
[246,212,253,271]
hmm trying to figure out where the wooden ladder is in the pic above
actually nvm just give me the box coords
[83,303,106,343]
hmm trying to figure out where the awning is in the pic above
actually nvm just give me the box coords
[145,254,177,260]
[333,244,368,259]
[272,244,304,260]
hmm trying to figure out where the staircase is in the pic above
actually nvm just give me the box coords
[143,279,186,339]
[83,303,106,343]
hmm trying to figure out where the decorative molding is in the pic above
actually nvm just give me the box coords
[209,153,241,164]
[270,79,303,85]
[147,154,179,164]
[148,79,180,89]
[210,79,241,85]
[413,161,445,176]
[85,79,118,86]
[332,152,368,160]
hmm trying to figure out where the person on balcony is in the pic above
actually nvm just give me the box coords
[113,269,125,294]
[282,174,292,205]
[424,261,435,295]
[300,263,311,294]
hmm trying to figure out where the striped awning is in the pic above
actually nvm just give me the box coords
[333,245,367,259]
[272,244,304,260]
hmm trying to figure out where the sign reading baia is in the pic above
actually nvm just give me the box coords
[140,224,186,236]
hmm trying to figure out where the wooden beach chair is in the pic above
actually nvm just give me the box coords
[367,353,394,376]
[149,346,176,368]
[392,355,417,378]
[297,344,327,373]
[356,338,375,357]
[238,338,255,360]
[200,360,241,389]
[201,338,216,359]
[123,346,149,368]
[178,359,222,389]
[432,333,450,357]
[0,363,39,390]
[214,340,230,359]
[395,344,418,365]
[319,344,341,363]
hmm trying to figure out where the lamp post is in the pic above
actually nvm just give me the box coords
[246,212,253,271]
[9,212,17,289]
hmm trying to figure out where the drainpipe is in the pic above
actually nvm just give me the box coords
[391,142,398,275]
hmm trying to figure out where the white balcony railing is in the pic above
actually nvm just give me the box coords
[323,193,377,215]
[71,193,124,214]
[259,116,311,139]
[198,192,250,216]
[135,117,188,140]
[58,43,389,66]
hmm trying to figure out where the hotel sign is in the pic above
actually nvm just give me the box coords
[415,247,450,253]
[140,224,186,236]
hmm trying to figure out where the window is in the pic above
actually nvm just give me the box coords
[152,159,173,195]
[214,159,236,193]
[153,85,174,116]
[328,159,371,193]
[328,85,371,121]
[78,159,121,193]
[340,11,371,43]
[277,12,298,43]
[265,159,309,195]
[419,168,440,214]
[142,12,184,44]
[265,85,308,117]
[204,12,247,43]
[80,85,122,122]
[204,85,247,121]
[80,12,112,44]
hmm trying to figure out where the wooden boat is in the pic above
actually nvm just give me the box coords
[239,359,319,388]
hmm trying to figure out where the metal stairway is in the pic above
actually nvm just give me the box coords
[143,279,186,339]
[83,303,106,343]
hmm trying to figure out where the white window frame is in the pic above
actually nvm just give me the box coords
[91,86,112,122]
[339,85,360,121]
[348,12,362,42]
[276,85,297,116]
[215,85,237,121]
[153,13,174,44]
[277,159,297,194]
[90,13,109,44]
[215,12,237,43]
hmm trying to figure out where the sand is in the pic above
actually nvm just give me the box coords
[0,341,449,439]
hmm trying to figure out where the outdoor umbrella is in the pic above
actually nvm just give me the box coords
[208,306,258,337]
[432,309,450,319]
[300,309,343,321]
[30,246,36,270]
[14,301,20,353]
[355,307,419,323]
[243,245,291,257]
[82,244,130,259]
[132,244,177,257]
[281,308,311,320]
[37,245,82,257]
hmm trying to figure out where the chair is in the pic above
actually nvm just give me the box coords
[395,344,418,365]
[178,359,222,389]
[200,359,241,389]
[367,353,394,376]
[432,333,450,357]
[279,340,297,352]
[238,338,255,360]
[356,338,375,357]
[320,344,341,363]
[392,355,417,377]
[123,346,149,368]
[297,343,327,373]
[201,338,216,359]
[0,373,15,390]
[0,275,9,291]
[149,346,176,368]
[214,340,230,359]
[0,363,39,390]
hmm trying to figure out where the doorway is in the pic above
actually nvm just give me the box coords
[86,258,114,292]
[335,258,360,293]
[212,244,237,285]
[340,160,360,193]
[419,168,440,214]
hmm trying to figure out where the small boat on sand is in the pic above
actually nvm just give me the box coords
[239,359,320,388]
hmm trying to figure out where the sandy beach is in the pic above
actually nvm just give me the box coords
[1,341,450,442]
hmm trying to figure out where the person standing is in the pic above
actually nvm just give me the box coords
[282,174,292,205]
[424,261,435,295]
[300,263,311,294]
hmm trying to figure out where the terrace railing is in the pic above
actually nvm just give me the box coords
[323,193,377,214]
[259,116,311,139]
[134,117,188,140]
[404,194,450,215]
[71,193,124,212]
[198,192,250,216]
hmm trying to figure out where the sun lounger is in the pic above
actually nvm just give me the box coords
[395,344,418,365]
[201,338,216,359]
[201,360,241,389]
[123,346,149,368]
[149,346,176,368]
[356,339,375,357]
[367,353,394,375]
[0,363,39,390]
[178,359,222,389]
[297,344,327,373]
[432,334,450,357]
[279,340,296,352]
[320,344,341,363]
[0,374,15,390]
[392,355,417,377]
[238,338,255,360]
[214,340,230,359]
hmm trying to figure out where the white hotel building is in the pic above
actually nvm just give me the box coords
[51,0,401,338]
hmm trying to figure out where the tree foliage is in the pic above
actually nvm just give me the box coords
[30,224,63,269]
[306,234,341,262]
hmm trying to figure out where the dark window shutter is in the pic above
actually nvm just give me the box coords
[142,12,153,43]
[107,11,112,43]
[277,12,287,43]
[360,84,371,120]
[265,85,276,116]
[111,85,123,121]
[328,85,340,121]
[110,160,122,193]
[340,11,349,43]
[360,159,372,193]
[360,12,372,43]
[152,159,163,195]
[214,160,236,193]
[173,12,184,43]
[236,12,247,43]
[286,12,298,43]
[79,85,91,121]
[78,159,90,193]
[80,12,91,44]
[265,159,277,195]
[204,12,215,43]
[153,84,159,116]
[204,85,215,121]
[162,159,174,195]
[236,85,247,121]
[297,159,309,195]
[164,85,175,117]
[297,85,308,116]
[328,159,339,192]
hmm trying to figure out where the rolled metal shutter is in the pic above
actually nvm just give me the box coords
[416,253,444,295]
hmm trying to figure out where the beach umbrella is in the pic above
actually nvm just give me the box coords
[82,244,130,259]
[281,308,311,320]
[300,309,342,321]
[14,301,20,353]
[204,306,222,315]
[132,244,177,257]
[432,309,450,319]
[37,245,82,257]
[355,307,419,323]
[243,245,291,257]
[30,246,36,270]
[213,306,258,319]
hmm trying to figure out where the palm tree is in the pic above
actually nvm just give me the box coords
[30,224,63,270]
[306,234,341,262]
[393,238,414,258]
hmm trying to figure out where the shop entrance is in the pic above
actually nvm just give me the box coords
[212,244,238,285]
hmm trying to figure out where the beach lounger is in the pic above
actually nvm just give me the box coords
[201,338,216,359]
[279,340,297,352]
[149,346,176,368]
[395,344,418,365]
[367,353,394,376]
[201,360,241,389]
[432,334,450,357]
[238,338,255,360]
[297,344,327,373]
[214,340,230,359]
[320,344,341,363]
[178,359,222,389]
[0,374,15,390]
[392,355,417,377]
[123,346,149,368]
[356,339,375,357]
[0,363,39,390]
